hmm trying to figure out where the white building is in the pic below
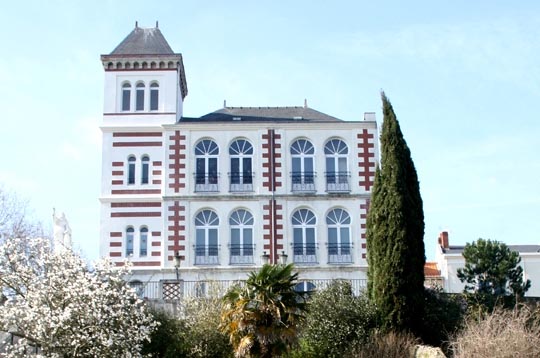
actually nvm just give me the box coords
[435,232,540,297]
[99,24,378,295]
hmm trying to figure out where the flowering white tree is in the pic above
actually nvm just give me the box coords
[0,237,157,357]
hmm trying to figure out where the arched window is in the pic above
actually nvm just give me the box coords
[141,156,150,184]
[324,139,349,192]
[195,139,219,192]
[139,227,148,256]
[127,156,136,184]
[326,209,352,263]
[136,82,145,111]
[195,210,219,265]
[294,281,316,294]
[229,209,254,264]
[229,139,253,192]
[122,83,131,111]
[290,139,315,192]
[126,227,134,256]
[292,208,317,263]
[150,82,159,111]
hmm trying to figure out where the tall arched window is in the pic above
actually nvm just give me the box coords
[122,83,131,111]
[324,139,349,192]
[290,139,315,192]
[229,139,253,192]
[126,227,134,256]
[195,139,219,192]
[195,210,219,265]
[136,82,145,111]
[326,208,352,263]
[150,82,159,110]
[229,209,254,264]
[292,208,317,263]
[140,227,148,256]
[141,156,150,184]
[127,156,136,184]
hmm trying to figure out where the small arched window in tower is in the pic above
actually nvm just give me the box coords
[127,156,136,184]
[126,227,134,256]
[150,82,159,111]
[136,82,145,111]
[141,156,150,184]
[122,83,131,111]
[140,227,148,256]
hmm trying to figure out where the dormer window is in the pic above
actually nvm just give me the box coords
[136,83,145,111]
[150,82,159,111]
[122,83,131,111]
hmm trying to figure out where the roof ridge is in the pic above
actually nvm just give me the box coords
[225,106,304,109]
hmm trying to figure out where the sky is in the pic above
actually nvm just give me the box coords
[0,0,539,262]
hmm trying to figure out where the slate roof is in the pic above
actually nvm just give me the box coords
[181,106,343,122]
[110,26,175,55]
[442,244,540,255]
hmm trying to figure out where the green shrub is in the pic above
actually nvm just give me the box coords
[141,308,190,357]
[295,281,377,358]
[420,288,465,349]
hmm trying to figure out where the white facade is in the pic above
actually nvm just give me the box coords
[99,26,379,289]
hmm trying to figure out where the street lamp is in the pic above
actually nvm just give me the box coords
[279,251,288,265]
[174,251,182,281]
[261,251,270,265]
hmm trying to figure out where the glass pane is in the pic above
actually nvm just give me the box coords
[196,229,205,256]
[140,233,147,256]
[209,229,218,255]
[128,163,135,184]
[244,229,253,255]
[338,157,347,174]
[196,158,205,183]
[136,90,144,111]
[122,90,130,111]
[209,158,218,184]
[231,158,240,183]
[141,163,149,184]
[231,229,240,255]
[243,158,252,183]
[150,89,158,110]
[341,228,350,254]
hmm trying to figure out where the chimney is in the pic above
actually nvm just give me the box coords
[438,231,449,249]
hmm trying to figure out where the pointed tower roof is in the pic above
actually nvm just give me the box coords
[101,23,188,100]
[110,26,174,55]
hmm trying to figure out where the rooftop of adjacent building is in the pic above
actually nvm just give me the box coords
[437,231,540,255]
[424,261,441,277]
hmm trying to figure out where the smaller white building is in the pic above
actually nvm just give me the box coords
[435,231,540,297]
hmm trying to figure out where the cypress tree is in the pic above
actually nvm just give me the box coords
[366,92,425,333]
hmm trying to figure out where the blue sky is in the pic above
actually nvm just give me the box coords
[1,1,539,261]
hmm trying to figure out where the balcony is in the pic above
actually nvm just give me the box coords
[194,173,219,193]
[194,245,219,265]
[229,244,255,265]
[293,243,317,264]
[291,171,316,193]
[228,172,254,193]
[328,243,353,264]
[325,172,351,193]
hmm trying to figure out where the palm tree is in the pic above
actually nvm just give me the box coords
[220,263,307,358]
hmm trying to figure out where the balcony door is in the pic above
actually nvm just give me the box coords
[290,139,315,192]
[195,139,219,192]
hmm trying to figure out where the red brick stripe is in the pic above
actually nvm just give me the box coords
[112,142,162,147]
[111,202,161,208]
[113,132,162,137]
[111,212,161,218]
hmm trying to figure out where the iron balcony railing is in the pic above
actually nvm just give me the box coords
[325,171,351,192]
[292,243,318,264]
[194,245,219,265]
[327,243,353,264]
[128,278,370,300]
[229,244,255,264]
[291,171,316,192]
[194,173,220,192]
[228,172,254,192]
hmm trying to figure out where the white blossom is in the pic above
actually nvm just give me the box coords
[0,237,157,357]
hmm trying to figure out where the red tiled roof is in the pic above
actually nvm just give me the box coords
[424,262,441,277]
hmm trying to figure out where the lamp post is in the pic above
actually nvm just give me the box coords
[279,250,288,265]
[174,251,182,281]
[261,251,270,265]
